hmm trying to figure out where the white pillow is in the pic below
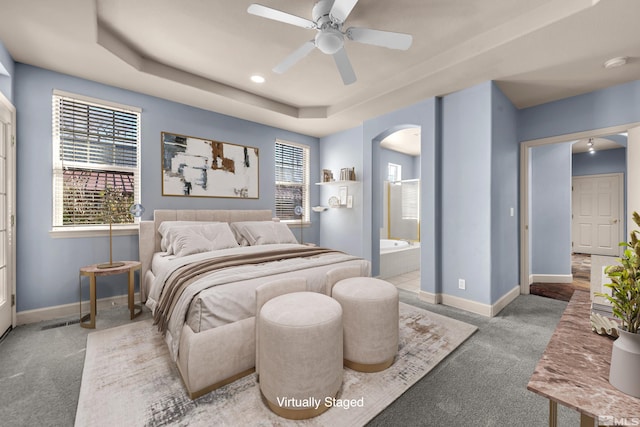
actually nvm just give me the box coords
[159,222,239,256]
[171,224,239,257]
[230,221,298,246]
[158,221,219,252]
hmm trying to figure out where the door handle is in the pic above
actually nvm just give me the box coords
[613,219,618,224]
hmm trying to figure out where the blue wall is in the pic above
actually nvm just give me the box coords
[519,80,640,142]
[441,82,493,304]
[490,83,519,301]
[572,147,626,176]
[442,82,492,303]
[318,125,365,256]
[380,147,418,180]
[14,64,320,312]
[530,142,572,275]
[0,40,14,102]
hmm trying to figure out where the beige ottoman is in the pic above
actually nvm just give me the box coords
[332,277,399,372]
[258,291,343,420]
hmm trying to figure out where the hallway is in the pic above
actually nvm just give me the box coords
[530,253,591,301]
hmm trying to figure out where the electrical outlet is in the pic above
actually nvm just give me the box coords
[458,279,466,290]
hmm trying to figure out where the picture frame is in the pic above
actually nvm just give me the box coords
[161,131,259,198]
[347,195,353,208]
[339,186,348,205]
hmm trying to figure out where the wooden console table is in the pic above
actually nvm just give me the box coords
[527,290,640,426]
[79,261,142,329]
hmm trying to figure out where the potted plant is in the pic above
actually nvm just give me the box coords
[597,211,640,397]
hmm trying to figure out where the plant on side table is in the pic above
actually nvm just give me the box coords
[597,211,640,398]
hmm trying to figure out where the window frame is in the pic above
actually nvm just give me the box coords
[50,90,141,237]
[274,139,310,224]
[388,162,402,182]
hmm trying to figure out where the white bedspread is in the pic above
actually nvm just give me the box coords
[146,244,370,360]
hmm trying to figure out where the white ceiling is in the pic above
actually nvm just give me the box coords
[0,0,639,138]
[380,128,421,156]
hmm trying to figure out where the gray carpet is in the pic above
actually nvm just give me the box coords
[0,293,580,426]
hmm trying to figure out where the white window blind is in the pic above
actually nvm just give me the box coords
[401,179,420,220]
[275,140,309,222]
[52,91,141,228]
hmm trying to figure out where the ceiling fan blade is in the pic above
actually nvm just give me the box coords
[247,4,316,29]
[333,48,356,85]
[346,27,413,50]
[330,0,359,24]
[273,41,316,74]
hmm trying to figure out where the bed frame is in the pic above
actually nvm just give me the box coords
[139,209,274,398]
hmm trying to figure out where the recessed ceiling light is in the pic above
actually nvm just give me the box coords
[603,56,628,69]
[250,75,265,83]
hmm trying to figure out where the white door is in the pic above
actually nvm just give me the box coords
[572,174,623,256]
[0,94,15,338]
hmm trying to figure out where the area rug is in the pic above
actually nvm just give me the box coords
[75,302,477,427]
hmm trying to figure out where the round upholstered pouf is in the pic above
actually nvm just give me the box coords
[258,292,343,420]
[332,277,399,372]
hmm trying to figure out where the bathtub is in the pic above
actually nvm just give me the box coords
[379,239,420,278]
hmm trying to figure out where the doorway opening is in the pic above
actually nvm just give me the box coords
[520,124,637,299]
[378,127,421,294]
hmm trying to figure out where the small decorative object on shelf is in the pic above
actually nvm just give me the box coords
[328,196,340,208]
[322,169,334,183]
[312,206,328,212]
[339,167,356,181]
[339,186,348,205]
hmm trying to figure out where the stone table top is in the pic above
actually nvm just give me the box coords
[527,290,640,420]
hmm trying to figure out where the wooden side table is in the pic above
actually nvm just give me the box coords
[79,260,142,329]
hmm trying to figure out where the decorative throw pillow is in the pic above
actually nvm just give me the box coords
[159,222,239,255]
[230,221,298,245]
[158,221,219,252]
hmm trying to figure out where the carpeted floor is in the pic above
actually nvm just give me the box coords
[0,292,582,426]
[530,253,591,302]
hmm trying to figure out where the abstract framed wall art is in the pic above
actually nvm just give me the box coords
[161,132,259,198]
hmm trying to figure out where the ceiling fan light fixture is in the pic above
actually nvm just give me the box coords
[603,56,628,69]
[315,28,344,54]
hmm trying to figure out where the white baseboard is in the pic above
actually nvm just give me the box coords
[490,286,521,316]
[16,294,129,325]
[419,286,521,317]
[418,290,441,305]
[441,293,494,317]
[530,274,573,283]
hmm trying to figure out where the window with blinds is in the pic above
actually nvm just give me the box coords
[52,91,141,228]
[275,140,309,222]
[401,179,420,220]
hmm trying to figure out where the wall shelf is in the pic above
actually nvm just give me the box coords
[315,180,360,186]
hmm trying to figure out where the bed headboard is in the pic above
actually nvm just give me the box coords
[139,209,273,300]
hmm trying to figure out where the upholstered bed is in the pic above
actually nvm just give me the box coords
[139,209,371,398]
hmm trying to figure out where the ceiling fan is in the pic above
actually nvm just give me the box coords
[247,0,413,85]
